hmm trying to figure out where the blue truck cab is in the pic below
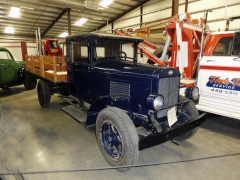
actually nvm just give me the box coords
[28,32,207,171]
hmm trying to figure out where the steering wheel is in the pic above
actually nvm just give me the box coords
[115,51,127,60]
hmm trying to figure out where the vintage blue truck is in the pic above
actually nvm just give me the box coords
[0,47,36,90]
[24,33,207,171]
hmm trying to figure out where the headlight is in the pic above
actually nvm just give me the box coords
[185,86,199,100]
[146,94,164,111]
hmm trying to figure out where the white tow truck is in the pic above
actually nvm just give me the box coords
[148,12,240,120]
[197,31,240,119]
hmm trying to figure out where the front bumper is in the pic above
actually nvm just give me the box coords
[139,113,208,150]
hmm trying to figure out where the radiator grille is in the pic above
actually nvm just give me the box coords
[110,81,130,97]
[157,77,179,118]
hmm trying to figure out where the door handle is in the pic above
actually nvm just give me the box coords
[206,60,216,62]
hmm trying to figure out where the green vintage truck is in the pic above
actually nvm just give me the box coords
[0,47,37,90]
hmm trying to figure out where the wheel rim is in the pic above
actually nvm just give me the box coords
[37,86,44,105]
[100,121,123,160]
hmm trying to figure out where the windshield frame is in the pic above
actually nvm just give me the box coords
[92,37,139,64]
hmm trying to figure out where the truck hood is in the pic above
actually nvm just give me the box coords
[95,60,162,76]
[94,60,179,77]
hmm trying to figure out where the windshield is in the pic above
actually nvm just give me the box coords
[49,40,59,48]
[94,38,136,62]
[0,50,12,60]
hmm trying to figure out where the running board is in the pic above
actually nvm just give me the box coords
[61,105,87,123]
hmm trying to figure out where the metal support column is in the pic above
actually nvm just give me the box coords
[185,0,188,12]
[21,42,27,62]
[140,5,143,27]
[68,8,71,35]
[171,0,179,16]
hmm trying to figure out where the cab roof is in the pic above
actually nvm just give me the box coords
[66,32,143,42]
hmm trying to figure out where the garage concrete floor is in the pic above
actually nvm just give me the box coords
[0,85,240,180]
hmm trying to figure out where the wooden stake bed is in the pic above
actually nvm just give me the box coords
[26,55,67,82]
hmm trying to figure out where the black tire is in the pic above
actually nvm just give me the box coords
[173,95,199,141]
[37,80,51,108]
[24,73,37,90]
[96,107,139,172]
[1,86,8,89]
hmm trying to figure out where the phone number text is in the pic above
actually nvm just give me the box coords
[210,88,238,95]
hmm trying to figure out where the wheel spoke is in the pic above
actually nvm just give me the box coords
[110,124,117,133]
[101,122,123,159]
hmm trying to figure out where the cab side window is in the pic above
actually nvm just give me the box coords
[0,51,11,60]
[212,37,233,56]
[72,40,88,63]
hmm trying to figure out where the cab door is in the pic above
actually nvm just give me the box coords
[70,40,92,102]
[197,35,240,118]
[0,50,17,84]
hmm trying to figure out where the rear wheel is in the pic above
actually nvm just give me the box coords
[96,107,139,172]
[173,95,199,141]
[0,86,8,89]
[37,80,51,108]
[24,73,37,90]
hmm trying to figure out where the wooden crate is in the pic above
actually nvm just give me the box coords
[25,55,67,82]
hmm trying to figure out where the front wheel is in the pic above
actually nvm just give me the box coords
[37,80,51,108]
[24,73,37,90]
[96,107,139,172]
[173,95,199,141]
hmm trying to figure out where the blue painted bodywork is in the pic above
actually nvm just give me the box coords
[65,33,186,131]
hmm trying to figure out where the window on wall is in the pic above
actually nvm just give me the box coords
[72,40,88,63]
[212,37,233,56]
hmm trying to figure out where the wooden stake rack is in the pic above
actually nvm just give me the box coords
[25,55,67,82]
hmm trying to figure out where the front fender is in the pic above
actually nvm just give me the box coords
[85,95,130,127]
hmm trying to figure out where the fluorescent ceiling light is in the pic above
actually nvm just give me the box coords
[93,17,103,20]
[4,27,14,34]
[9,7,20,18]
[74,18,88,26]
[58,32,68,38]
[99,0,113,7]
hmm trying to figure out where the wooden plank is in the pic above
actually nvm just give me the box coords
[40,56,45,77]
[25,55,67,82]
[55,56,67,63]
[43,56,55,64]
[31,56,35,73]
[53,56,57,82]
[34,68,41,76]
[44,64,67,71]
[25,55,31,71]
[45,71,67,82]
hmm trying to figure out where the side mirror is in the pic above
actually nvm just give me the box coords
[232,32,240,56]
[140,48,143,58]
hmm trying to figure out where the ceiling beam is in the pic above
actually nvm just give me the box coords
[41,8,69,37]
[98,0,150,30]
[113,1,132,8]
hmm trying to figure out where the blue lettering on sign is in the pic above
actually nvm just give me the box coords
[206,76,240,91]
